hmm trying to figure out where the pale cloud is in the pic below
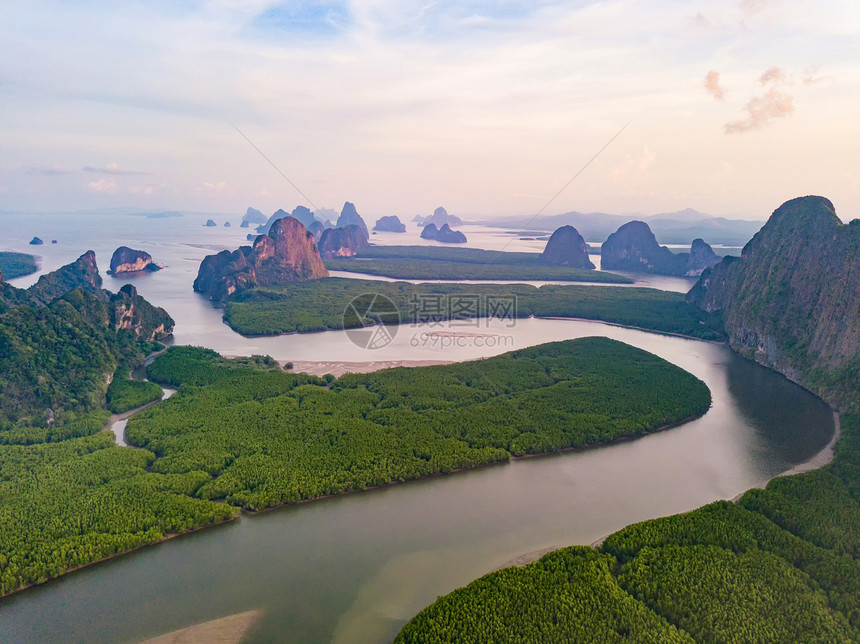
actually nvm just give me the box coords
[725,88,794,134]
[704,70,725,100]
[87,178,120,193]
[739,0,770,16]
[128,183,162,195]
[802,67,829,85]
[83,163,151,176]
[758,66,786,85]
[0,0,859,217]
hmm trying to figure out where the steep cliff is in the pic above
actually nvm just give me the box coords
[241,207,267,227]
[109,284,174,342]
[601,221,719,277]
[539,226,595,268]
[108,246,161,275]
[601,221,684,274]
[374,215,407,233]
[318,225,370,258]
[336,202,369,237]
[686,238,720,276]
[420,223,467,243]
[688,196,860,410]
[0,256,173,425]
[307,221,325,240]
[194,216,328,300]
[416,207,463,228]
[28,250,103,305]
[256,206,318,234]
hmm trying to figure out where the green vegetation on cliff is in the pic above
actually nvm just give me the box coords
[0,255,234,597]
[0,278,171,427]
[689,196,860,411]
[126,339,710,511]
[0,251,38,280]
[223,278,723,339]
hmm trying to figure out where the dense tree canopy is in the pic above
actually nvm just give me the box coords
[127,340,710,511]
[224,278,724,339]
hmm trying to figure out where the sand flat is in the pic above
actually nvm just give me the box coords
[284,359,455,378]
[139,609,262,644]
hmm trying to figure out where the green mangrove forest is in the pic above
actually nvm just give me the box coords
[224,277,723,339]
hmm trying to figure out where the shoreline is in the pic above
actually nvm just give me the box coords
[0,516,238,603]
[511,408,843,568]
[0,400,709,601]
[224,314,724,344]
[536,315,724,344]
[139,609,262,644]
[728,410,842,503]
[325,268,636,287]
[206,409,711,517]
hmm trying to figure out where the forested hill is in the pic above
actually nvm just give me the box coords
[0,258,238,598]
[689,196,860,411]
[0,253,174,428]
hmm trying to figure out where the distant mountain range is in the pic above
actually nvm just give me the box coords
[478,208,764,246]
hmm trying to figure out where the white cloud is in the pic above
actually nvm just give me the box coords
[87,178,120,193]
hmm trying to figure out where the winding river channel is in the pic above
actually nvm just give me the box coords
[0,213,834,643]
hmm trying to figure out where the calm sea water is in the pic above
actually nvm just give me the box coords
[0,213,832,644]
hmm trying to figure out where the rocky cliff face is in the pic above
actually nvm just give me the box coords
[109,284,174,342]
[688,196,860,410]
[257,206,318,234]
[336,202,369,238]
[600,221,718,276]
[416,207,463,228]
[539,226,595,268]
[374,215,407,233]
[318,225,370,258]
[601,221,683,274]
[241,207,267,227]
[28,250,103,305]
[194,216,328,300]
[307,221,325,240]
[686,238,720,276]
[420,223,467,243]
[108,246,161,275]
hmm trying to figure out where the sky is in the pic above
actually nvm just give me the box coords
[1,0,858,221]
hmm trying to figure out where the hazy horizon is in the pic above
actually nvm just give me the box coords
[2,1,857,219]
[0,203,775,223]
